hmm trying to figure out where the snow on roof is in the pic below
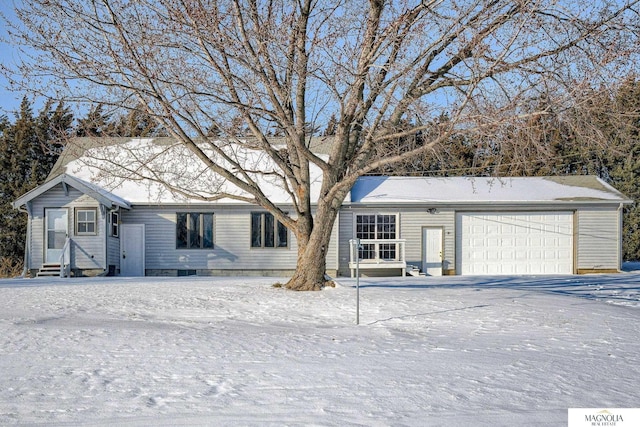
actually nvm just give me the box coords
[63,138,326,205]
[350,176,630,204]
[51,137,630,207]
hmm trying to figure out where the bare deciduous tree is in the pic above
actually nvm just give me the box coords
[5,0,639,290]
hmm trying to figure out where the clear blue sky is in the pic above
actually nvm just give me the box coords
[0,1,29,117]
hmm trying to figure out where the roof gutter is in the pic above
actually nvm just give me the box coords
[344,199,633,209]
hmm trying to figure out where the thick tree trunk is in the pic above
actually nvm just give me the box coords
[285,202,340,291]
[285,240,331,291]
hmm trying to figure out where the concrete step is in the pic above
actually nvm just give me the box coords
[406,265,426,277]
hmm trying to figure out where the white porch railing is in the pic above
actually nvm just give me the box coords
[349,239,407,277]
[59,237,71,278]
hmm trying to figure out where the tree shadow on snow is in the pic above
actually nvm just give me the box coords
[337,272,640,307]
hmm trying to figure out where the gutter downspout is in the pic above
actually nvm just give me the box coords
[618,202,624,272]
[101,204,108,276]
[99,205,120,277]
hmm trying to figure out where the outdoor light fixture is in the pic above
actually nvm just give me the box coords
[426,208,438,214]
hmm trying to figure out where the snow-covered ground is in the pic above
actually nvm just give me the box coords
[1,272,639,426]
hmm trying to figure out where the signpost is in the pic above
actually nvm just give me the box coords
[350,238,362,325]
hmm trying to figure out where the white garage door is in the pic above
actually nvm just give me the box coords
[457,212,573,275]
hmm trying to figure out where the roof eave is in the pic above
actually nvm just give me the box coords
[12,174,132,210]
[345,199,632,208]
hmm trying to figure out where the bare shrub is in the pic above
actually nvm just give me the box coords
[0,257,24,278]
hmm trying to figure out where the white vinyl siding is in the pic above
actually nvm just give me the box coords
[398,209,455,273]
[338,208,455,276]
[122,206,338,272]
[28,184,105,270]
[577,208,621,270]
[23,182,623,277]
[338,212,354,276]
[107,234,120,271]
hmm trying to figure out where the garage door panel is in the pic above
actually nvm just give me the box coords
[458,212,573,275]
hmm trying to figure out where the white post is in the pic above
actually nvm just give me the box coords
[355,238,361,325]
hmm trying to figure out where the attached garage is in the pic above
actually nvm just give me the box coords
[345,176,631,277]
[456,212,574,275]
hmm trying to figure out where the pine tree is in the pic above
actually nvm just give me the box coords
[0,98,73,275]
[76,104,111,137]
[109,107,166,137]
[0,98,37,270]
[606,78,640,260]
[36,100,74,175]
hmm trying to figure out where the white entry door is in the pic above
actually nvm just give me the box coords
[423,227,443,276]
[45,208,68,263]
[120,224,145,276]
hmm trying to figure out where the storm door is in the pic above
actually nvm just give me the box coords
[45,208,68,263]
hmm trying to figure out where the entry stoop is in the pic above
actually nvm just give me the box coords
[37,263,61,277]
[406,265,426,277]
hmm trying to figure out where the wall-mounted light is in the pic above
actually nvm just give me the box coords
[426,208,438,214]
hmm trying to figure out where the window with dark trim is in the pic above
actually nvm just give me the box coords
[251,212,288,248]
[76,208,97,235]
[110,211,120,238]
[176,213,214,249]
[355,214,397,260]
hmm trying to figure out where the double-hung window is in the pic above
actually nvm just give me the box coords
[251,212,288,248]
[355,214,397,260]
[110,211,120,237]
[76,208,97,235]
[176,213,214,249]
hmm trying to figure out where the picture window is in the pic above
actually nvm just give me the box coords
[251,212,288,248]
[176,213,214,249]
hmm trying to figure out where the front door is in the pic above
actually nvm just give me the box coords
[45,208,68,263]
[423,227,443,276]
[121,224,145,276]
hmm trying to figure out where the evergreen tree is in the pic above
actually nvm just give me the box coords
[109,107,166,137]
[604,78,640,260]
[76,104,111,137]
[0,97,72,275]
[323,114,337,137]
[36,100,74,175]
[0,98,37,271]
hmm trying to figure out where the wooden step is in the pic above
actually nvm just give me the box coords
[37,264,62,277]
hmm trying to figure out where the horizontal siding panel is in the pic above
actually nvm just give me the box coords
[29,184,107,270]
[337,208,455,276]
[123,206,338,272]
[577,208,620,270]
[398,209,455,271]
[107,236,120,270]
[337,211,353,276]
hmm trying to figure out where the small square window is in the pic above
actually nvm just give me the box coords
[76,208,97,235]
